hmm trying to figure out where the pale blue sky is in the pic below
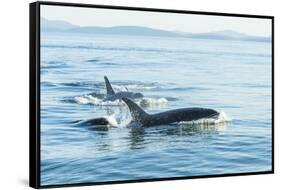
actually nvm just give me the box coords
[41,5,271,37]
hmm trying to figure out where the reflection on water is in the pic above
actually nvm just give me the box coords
[127,122,229,149]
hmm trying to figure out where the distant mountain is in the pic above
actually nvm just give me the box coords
[41,17,271,42]
[41,17,78,31]
[68,25,186,37]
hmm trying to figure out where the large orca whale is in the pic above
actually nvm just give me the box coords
[104,76,144,101]
[122,98,219,127]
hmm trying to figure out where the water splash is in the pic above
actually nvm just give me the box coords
[112,83,158,91]
[66,94,169,107]
[104,112,132,128]
[104,114,119,127]
[138,97,168,107]
[73,95,121,106]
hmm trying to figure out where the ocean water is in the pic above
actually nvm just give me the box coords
[40,32,272,186]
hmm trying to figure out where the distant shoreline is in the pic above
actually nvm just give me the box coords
[41,17,271,43]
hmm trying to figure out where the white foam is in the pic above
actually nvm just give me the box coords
[138,97,168,107]
[74,95,122,106]
[73,94,169,108]
[74,95,100,104]
[112,84,156,91]
[104,112,132,128]
[104,114,119,127]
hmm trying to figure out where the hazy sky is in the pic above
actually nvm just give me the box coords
[41,5,271,37]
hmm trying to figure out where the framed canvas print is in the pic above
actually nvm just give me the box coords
[29,1,274,188]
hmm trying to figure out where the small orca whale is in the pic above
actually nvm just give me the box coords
[74,117,115,131]
[122,98,219,127]
[77,117,111,126]
[104,76,144,101]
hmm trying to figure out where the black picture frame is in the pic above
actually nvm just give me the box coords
[29,1,274,189]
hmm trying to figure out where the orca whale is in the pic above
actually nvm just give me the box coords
[122,98,219,127]
[104,76,144,101]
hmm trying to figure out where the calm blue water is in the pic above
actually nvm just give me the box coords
[40,32,272,186]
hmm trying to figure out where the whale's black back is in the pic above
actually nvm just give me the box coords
[122,98,219,127]
[148,108,218,126]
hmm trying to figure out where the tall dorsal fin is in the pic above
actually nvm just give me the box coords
[104,76,115,95]
[122,98,149,123]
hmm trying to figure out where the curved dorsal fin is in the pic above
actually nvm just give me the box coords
[122,98,149,123]
[104,76,115,95]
